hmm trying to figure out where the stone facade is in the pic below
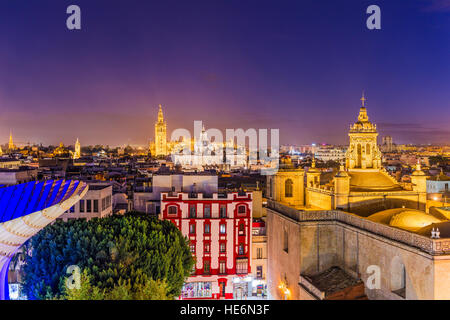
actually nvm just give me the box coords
[267,201,450,300]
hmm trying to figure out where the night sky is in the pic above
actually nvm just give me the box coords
[0,0,449,147]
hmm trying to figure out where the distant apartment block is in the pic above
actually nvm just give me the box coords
[0,159,21,169]
[133,173,218,214]
[314,147,347,162]
[60,183,113,220]
[0,168,38,186]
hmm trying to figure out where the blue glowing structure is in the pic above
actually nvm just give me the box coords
[0,179,88,300]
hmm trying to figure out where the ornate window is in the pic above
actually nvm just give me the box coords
[238,205,246,214]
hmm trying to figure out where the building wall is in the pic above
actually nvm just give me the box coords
[267,206,450,300]
[251,235,267,282]
[427,180,450,194]
[0,169,38,185]
[251,190,263,218]
[60,184,113,220]
[267,210,301,300]
[306,188,333,210]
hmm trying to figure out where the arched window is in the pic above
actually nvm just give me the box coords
[168,206,177,215]
[285,179,293,198]
[366,143,371,155]
[238,205,246,214]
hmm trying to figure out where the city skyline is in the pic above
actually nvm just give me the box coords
[0,0,449,146]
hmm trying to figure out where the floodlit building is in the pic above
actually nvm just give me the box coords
[266,96,450,300]
[0,179,88,300]
[154,104,168,157]
[73,138,81,159]
[267,97,427,216]
[0,159,21,169]
[161,191,252,299]
[381,135,394,152]
[171,125,247,169]
[314,147,347,162]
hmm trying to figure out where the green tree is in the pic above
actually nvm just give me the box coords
[22,213,193,300]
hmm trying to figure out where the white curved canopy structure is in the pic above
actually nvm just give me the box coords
[0,179,88,300]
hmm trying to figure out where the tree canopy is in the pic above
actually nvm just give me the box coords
[21,212,194,300]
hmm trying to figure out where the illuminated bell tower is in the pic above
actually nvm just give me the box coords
[154,104,167,157]
[74,138,81,159]
[345,94,382,170]
[8,130,15,152]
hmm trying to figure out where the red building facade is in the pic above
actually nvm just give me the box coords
[160,191,252,299]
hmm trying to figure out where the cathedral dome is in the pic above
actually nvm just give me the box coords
[367,208,444,232]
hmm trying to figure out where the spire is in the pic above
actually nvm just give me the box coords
[8,130,14,151]
[416,159,421,172]
[311,156,316,168]
[360,91,366,107]
[158,104,164,123]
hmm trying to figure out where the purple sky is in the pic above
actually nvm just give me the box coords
[0,0,449,147]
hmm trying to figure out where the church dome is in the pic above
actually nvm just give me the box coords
[367,208,444,232]
[347,171,403,192]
